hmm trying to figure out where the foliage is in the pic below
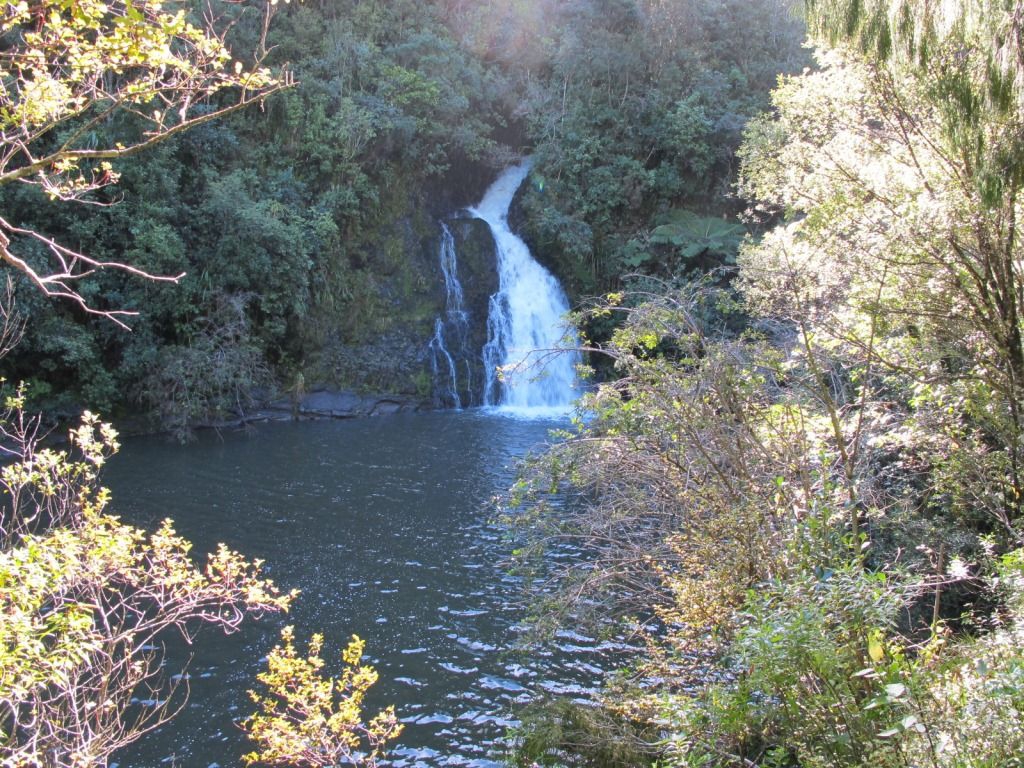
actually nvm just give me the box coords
[141,292,272,440]
[509,284,860,637]
[512,0,808,292]
[0,0,515,425]
[661,548,1024,768]
[0,0,289,325]
[512,698,659,768]
[506,2,1024,767]
[243,628,402,768]
[647,210,744,271]
[738,48,1024,532]
[0,2,410,763]
[0,397,295,766]
[510,273,1024,766]
[0,0,814,430]
[662,561,909,767]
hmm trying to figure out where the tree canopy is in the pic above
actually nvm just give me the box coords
[0,0,290,326]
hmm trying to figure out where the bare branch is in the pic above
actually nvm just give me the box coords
[0,0,296,321]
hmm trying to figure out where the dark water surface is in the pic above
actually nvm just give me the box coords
[104,411,605,767]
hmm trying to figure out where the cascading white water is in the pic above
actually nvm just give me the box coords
[428,224,470,409]
[473,161,579,413]
[428,318,461,409]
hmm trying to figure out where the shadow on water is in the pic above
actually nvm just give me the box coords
[104,411,617,768]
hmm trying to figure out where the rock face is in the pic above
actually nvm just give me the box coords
[299,168,506,409]
[448,216,499,336]
[248,389,425,422]
[307,214,499,408]
[178,389,427,436]
[317,329,437,399]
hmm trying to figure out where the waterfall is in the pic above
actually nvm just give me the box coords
[472,161,579,413]
[428,224,471,409]
[428,319,461,409]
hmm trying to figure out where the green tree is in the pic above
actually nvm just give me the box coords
[0,396,295,765]
[740,0,1024,534]
[506,4,1024,766]
[0,0,291,326]
[514,0,808,292]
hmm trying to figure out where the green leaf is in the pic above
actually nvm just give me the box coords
[649,209,743,263]
[884,683,906,699]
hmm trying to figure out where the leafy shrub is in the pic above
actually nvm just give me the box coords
[141,292,272,441]
[0,398,294,765]
[243,629,402,768]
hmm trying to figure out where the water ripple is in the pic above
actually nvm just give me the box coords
[105,412,623,767]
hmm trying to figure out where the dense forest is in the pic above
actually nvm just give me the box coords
[0,0,805,436]
[5,0,1024,766]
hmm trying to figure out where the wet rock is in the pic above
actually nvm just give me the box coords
[262,389,426,420]
[300,390,367,416]
[440,215,498,407]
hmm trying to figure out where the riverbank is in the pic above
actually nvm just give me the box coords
[102,388,433,441]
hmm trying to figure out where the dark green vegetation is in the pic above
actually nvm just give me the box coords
[511,0,806,293]
[0,0,807,437]
[17,0,1024,766]
[509,1,1024,766]
[0,0,809,763]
